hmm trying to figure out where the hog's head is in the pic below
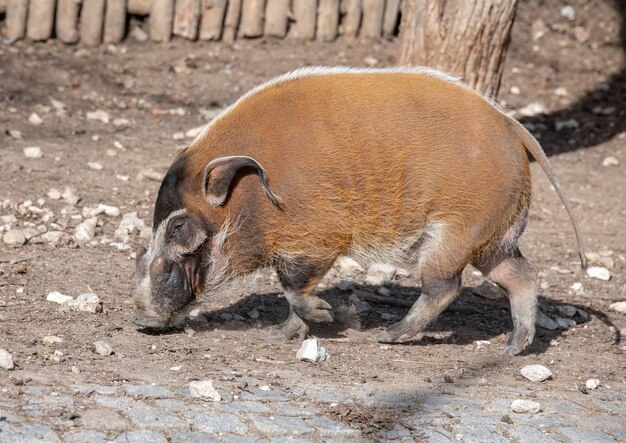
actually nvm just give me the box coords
[131,153,282,329]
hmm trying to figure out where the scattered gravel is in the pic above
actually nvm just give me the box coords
[86,110,110,123]
[520,364,552,382]
[74,217,98,243]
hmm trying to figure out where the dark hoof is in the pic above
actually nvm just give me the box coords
[267,313,309,342]
[130,315,166,329]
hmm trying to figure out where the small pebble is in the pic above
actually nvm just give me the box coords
[47,188,61,200]
[586,266,610,281]
[3,229,26,246]
[185,125,205,139]
[94,341,113,356]
[47,291,74,304]
[602,156,620,167]
[520,364,552,382]
[0,349,15,370]
[608,302,626,315]
[62,186,81,205]
[560,5,575,20]
[510,86,520,95]
[87,161,103,170]
[23,147,43,158]
[296,338,328,363]
[74,217,98,243]
[42,335,64,345]
[363,56,379,67]
[365,263,396,286]
[189,380,221,402]
[511,399,541,414]
[86,110,110,123]
[28,112,43,125]
[585,379,600,390]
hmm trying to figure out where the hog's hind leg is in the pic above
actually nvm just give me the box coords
[267,258,334,342]
[475,247,537,356]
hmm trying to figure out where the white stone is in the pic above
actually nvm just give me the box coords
[560,5,575,20]
[570,282,584,294]
[8,129,22,139]
[554,87,568,96]
[365,263,396,286]
[86,110,110,123]
[29,112,43,125]
[98,204,120,217]
[586,266,611,281]
[363,56,379,67]
[173,132,185,140]
[518,102,546,117]
[87,161,103,170]
[63,293,102,313]
[511,399,541,414]
[602,156,620,167]
[47,188,61,200]
[115,212,146,240]
[296,338,328,363]
[189,380,222,402]
[23,147,43,158]
[138,170,164,182]
[3,229,26,246]
[585,379,600,390]
[130,25,149,42]
[185,125,206,139]
[94,341,113,356]
[0,349,15,370]
[609,302,626,315]
[41,231,64,244]
[50,98,67,115]
[510,86,520,95]
[42,335,64,345]
[334,256,365,275]
[112,118,131,129]
[74,217,98,243]
[520,364,552,382]
[47,291,74,304]
[62,186,80,205]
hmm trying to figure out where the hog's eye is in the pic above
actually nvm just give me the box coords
[166,215,189,241]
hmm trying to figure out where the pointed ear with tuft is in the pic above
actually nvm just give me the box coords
[203,156,283,207]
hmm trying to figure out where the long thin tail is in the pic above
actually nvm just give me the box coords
[507,116,588,269]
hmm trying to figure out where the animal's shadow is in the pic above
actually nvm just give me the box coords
[139,282,620,356]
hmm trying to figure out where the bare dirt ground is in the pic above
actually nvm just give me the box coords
[0,0,625,441]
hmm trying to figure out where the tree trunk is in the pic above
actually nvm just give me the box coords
[173,0,201,39]
[56,0,82,43]
[317,0,339,41]
[199,0,227,40]
[264,0,289,38]
[5,0,29,40]
[222,0,242,43]
[360,0,384,38]
[397,0,518,97]
[27,0,56,40]
[340,0,360,39]
[128,0,151,14]
[150,0,174,41]
[80,0,106,45]
[291,0,317,40]
[104,0,127,43]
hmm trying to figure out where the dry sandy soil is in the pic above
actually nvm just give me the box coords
[0,0,625,438]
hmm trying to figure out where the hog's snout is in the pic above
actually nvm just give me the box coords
[132,251,195,329]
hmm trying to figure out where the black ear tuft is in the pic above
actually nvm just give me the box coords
[203,156,283,207]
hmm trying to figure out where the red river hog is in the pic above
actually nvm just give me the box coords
[132,66,586,356]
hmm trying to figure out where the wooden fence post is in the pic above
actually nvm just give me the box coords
[56,0,81,43]
[173,0,201,39]
[27,0,56,40]
[264,0,289,38]
[128,0,151,14]
[222,0,242,43]
[382,0,400,38]
[104,0,128,43]
[361,0,384,37]
[150,0,174,41]
[199,0,227,40]
[291,0,317,40]
[5,0,29,40]
[239,0,265,37]
[80,0,106,45]
[340,0,360,39]
[317,0,339,41]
